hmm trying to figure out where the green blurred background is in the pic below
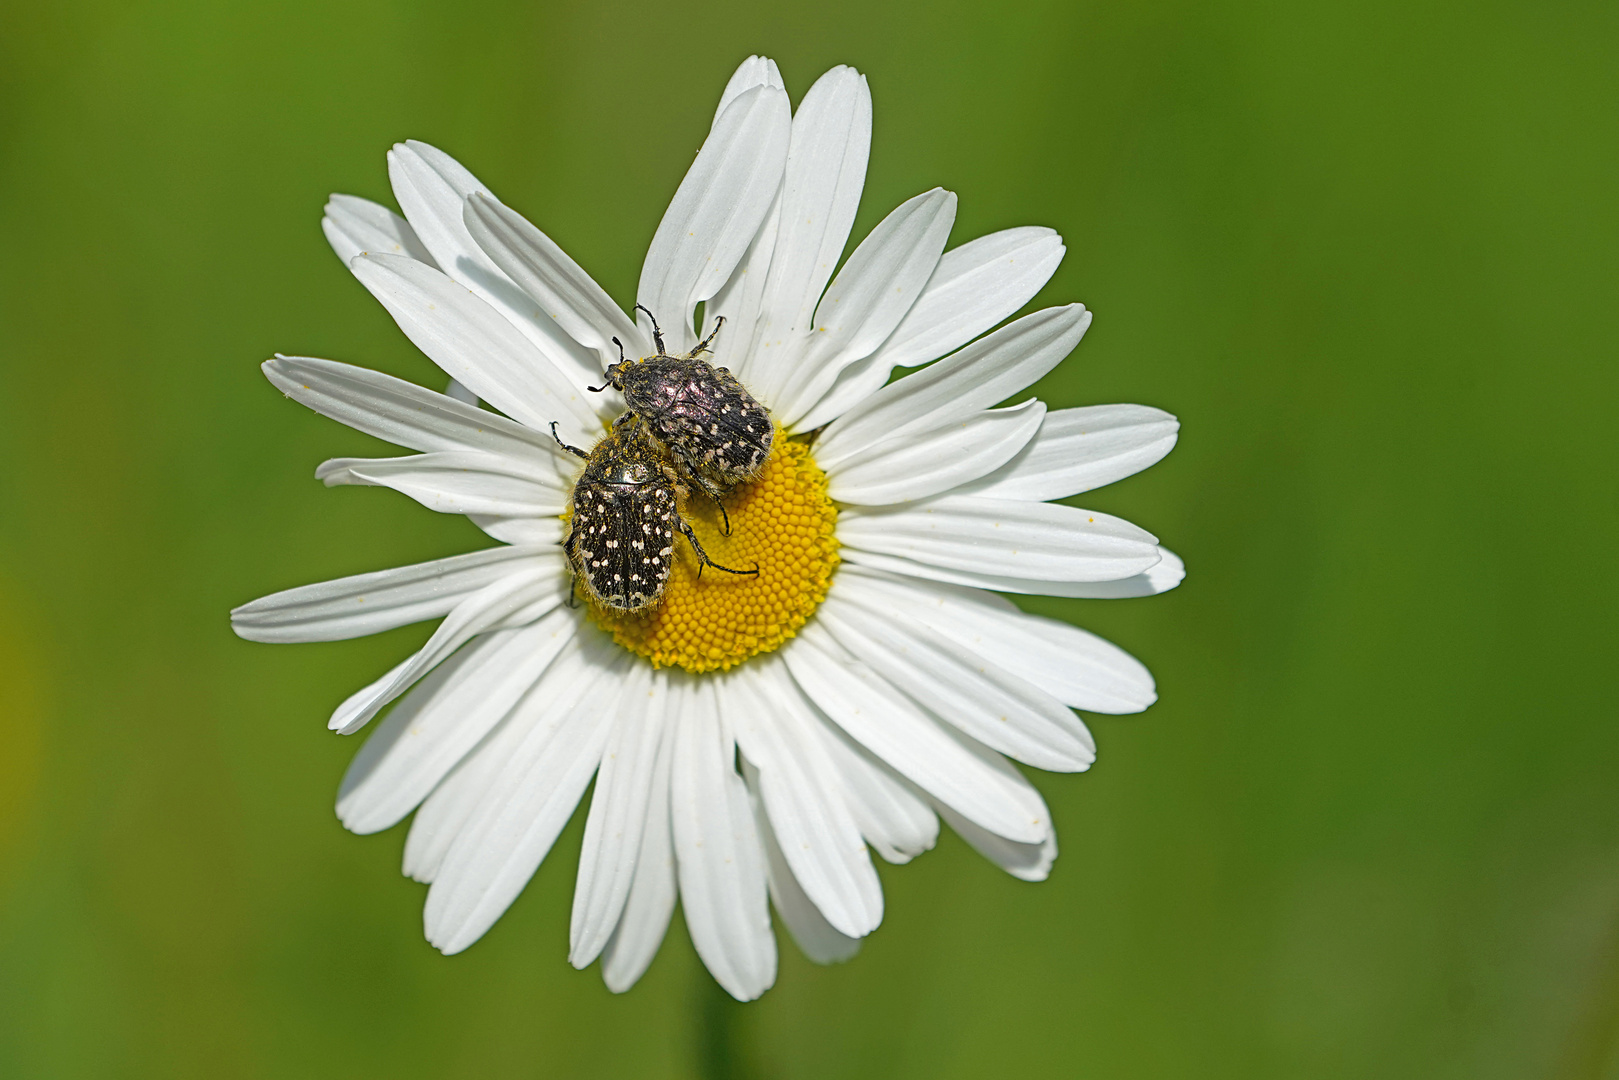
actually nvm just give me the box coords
[1,0,1615,1075]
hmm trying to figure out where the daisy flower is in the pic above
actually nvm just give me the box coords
[231,56,1183,1001]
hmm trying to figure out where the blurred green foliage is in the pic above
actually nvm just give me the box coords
[1,0,1616,1076]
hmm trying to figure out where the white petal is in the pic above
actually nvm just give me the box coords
[600,709,679,993]
[423,634,629,954]
[733,66,871,394]
[708,196,782,385]
[726,665,882,938]
[882,226,1066,369]
[336,607,577,833]
[637,85,791,356]
[387,141,605,396]
[316,449,570,518]
[262,356,560,462]
[773,188,956,427]
[936,800,1057,882]
[464,193,647,369]
[934,729,1058,875]
[752,655,939,864]
[844,545,1186,600]
[839,565,1158,712]
[443,377,479,405]
[229,546,554,643]
[402,632,588,883]
[961,404,1180,501]
[783,350,887,435]
[402,749,503,884]
[743,759,861,964]
[825,400,1046,506]
[327,566,561,735]
[466,514,564,547]
[714,55,785,121]
[1065,547,1185,597]
[784,624,1048,843]
[401,738,504,885]
[817,595,1095,771]
[671,678,777,1001]
[569,665,667,968]
[789,226,1066,432]
[322,194,437,267]
[814,304,1091,468]
[809,695,940,863]
[386,140,489,273]
[350,253,600,442]
[838,494,1160,583]
[701,62,796,380]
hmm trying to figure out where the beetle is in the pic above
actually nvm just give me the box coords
[552,414,758,612]
[591,305,775,500]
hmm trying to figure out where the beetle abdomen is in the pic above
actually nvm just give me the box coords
[567,480,678,612]
[624,360,774,485]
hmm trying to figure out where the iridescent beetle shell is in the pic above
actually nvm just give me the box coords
[597,309,774,490]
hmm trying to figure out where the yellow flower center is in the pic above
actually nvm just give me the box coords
[588,433,839,673]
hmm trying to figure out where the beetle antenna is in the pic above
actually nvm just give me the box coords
[588,336,628,393]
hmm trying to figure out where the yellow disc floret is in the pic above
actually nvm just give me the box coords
[588,432,839,673]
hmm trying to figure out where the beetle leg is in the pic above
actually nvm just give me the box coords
[692,315,726,356]
[685,469,733,535]
[550,421,591,460]
[678,518,759,580]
